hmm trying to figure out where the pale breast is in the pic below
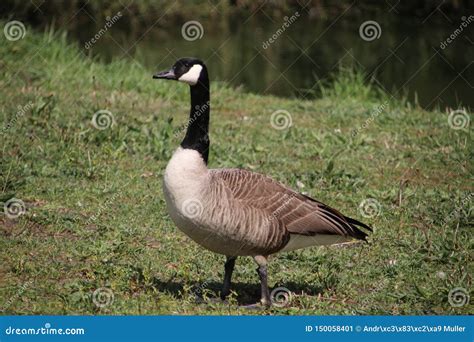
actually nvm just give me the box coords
[162,148,234,254]
[162,147,208,227]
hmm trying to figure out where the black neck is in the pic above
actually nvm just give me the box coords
[180,77,210,164]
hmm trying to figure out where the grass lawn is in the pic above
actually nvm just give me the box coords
[0,26,472,315]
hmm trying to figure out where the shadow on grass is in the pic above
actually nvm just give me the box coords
[150,278,324,305]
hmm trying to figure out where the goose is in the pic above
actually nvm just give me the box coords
[153,57,372,307]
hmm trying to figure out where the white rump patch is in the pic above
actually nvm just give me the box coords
[178,64,203,85]
[279,234,352,252]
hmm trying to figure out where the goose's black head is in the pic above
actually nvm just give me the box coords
[153,57,208,87]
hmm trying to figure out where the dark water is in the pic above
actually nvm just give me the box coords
[71,12,473,109]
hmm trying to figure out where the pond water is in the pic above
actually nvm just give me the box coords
[69,12,473,109]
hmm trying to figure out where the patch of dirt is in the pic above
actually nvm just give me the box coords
[0,216,79,241]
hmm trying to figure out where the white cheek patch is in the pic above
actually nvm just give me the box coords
[178,64,203,85]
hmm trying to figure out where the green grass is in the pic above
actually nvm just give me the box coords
[0,26,472,315]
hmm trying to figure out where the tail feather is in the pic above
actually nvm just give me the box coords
[345,215,373,232]
[300,193,373,241]
[344,215,373,241]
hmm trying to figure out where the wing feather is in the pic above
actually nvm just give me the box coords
[210,168,371,242]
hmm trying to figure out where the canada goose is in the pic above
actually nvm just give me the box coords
[153,57,372,307]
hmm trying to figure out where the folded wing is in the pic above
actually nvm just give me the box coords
[210,169,371,244]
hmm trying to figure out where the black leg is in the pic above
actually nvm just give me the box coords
[254,255,271,307]
[221,256,236,300]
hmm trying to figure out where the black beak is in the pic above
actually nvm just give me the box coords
[153,69,176,80]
